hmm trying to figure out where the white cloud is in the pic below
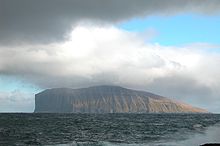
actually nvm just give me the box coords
[0,25,220,112]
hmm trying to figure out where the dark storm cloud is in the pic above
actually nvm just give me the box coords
[1,0,220,44]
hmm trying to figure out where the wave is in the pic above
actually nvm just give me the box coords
[51,124,220,146]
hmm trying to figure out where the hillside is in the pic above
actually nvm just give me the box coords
[34,85,208,113]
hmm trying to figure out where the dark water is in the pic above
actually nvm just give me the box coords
[0,113,220,146]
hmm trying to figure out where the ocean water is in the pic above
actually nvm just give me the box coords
[0,113,220,146]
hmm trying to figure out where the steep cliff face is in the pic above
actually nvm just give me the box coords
[34,85,208,113]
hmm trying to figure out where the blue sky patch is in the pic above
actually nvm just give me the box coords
[119,14,220,46]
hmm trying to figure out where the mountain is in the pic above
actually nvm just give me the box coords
[34,85,208,113]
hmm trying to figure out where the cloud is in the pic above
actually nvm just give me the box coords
[0,26,174,88]
[1,0,220,112]
[146,74,216,110]
[0,25,220,112]
[0,90,34,112]
[1,0,220,44]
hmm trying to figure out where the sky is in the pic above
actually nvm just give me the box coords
[0,0,220,113]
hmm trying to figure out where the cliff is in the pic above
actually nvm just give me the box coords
[34,85,208,113]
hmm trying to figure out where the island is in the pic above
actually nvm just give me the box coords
[34,85,208,113]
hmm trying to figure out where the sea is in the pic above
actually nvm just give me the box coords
[0,113,220,146]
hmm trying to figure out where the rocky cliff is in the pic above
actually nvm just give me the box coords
[34,85,208,113]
